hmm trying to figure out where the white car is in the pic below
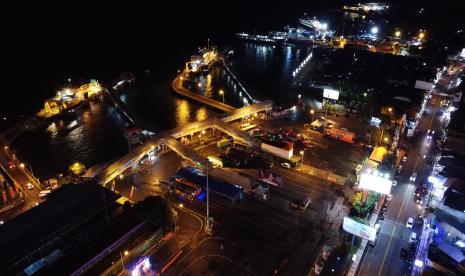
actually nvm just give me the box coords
[26,183,34,190]
[281,162,291,169]
[402,156,408,163]
[406,217,414,229]
[386,194,393,201]
[410,172,417,182]
[392,180,397,187]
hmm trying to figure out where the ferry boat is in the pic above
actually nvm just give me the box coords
[236,32,286,45]
[342,2,389,14]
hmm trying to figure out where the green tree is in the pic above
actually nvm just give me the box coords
[133,196,176,231]
[378,153,396,172]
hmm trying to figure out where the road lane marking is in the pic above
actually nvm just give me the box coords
[377,182,414,276]
[426,97,440,131]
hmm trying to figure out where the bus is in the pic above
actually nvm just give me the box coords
[174,177,201,200]
[240,123,256,132]
[207,155,223,168]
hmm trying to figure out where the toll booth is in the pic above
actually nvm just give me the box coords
[123,127,142,150]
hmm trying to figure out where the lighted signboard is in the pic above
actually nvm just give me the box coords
[343,217,377,242]
[415,80,434,91]
[323,89,340,100]
[370,117,381,127]
[131,257,152,276]
[359,172,392,195]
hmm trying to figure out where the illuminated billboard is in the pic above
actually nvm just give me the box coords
[343,217,377,242]
[323,89,340,100]
[131,257,152,276]
[359,172,392,195]
[258,170,283,187]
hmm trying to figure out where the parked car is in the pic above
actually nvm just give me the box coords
[281,162,291,169]
[410,172,417,182]
[402,156,408,163]
[386,194,393,201]
[396,165,403,173]
[409,232,417,243]
[369,222,383,247]
[289,197,312,210]
[406,217,414,229]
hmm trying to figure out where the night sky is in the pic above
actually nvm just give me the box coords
[3,0,465,123]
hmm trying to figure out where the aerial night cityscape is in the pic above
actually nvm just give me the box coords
[2,1,465,275]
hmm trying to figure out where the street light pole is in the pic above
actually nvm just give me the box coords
[379,127,384,145]
[219,90,224,104]
[120,250,128,271]
[323,100,329,133]
[300,150,305,166]
[20,162,39,184]
[206,165,210,234]
[310,109,315,122]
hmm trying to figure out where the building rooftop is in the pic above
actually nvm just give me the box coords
[0,182,121,274]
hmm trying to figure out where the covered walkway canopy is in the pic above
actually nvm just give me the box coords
[96,136,212,185]
[220,99,273,122]
[95,100,272,185]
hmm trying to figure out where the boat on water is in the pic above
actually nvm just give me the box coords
[236,32,286,45]
[341,2,389,14]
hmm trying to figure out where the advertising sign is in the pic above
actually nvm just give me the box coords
[370,117,381,127]
[131,257,152,276]
[343,217,377,242]
[414,80,434,91]
[323,89,340,100]
[359,172,392,195]
[258,169,283,187]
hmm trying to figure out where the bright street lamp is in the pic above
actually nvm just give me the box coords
[310,109,315,122]
[418,32,425,40]
[371,26,379,35]
[394,30,401,38]
[197,83,202,88]
[219,90,225,103]
[20,163,25,169]
[388,107,393,112]
[300,150,305,166]
[384,137,389,143]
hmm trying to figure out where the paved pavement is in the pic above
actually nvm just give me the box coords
[357,95,446,276]
[109,120,356,276]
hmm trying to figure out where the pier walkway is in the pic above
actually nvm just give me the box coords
[171,74,236,113]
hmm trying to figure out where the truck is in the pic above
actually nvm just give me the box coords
[217,137,234,150]
[176,167,243,204]
[207,156,223,168]
[324,127,355,143]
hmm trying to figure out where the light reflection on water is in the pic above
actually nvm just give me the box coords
[175,98,191,127]
[13,42,309,180]
[12,100,128,179]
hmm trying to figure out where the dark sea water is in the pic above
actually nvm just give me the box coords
[5,0,463,179]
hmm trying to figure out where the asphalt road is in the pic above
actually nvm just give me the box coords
[175,144,341,275]
[358,95,446,276]
[0,148,42,221]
